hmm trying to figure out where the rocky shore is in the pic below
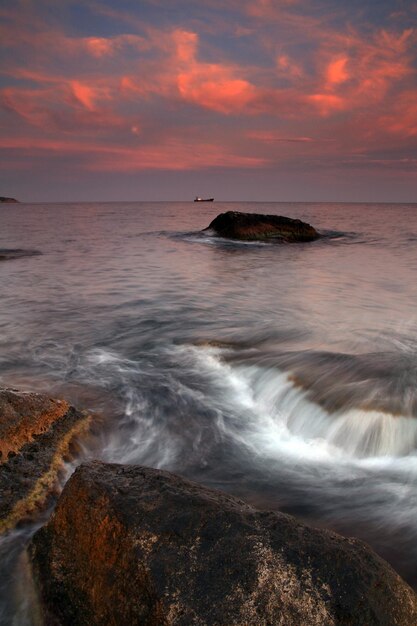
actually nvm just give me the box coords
[0,197,19,203]
[31,461,417,625]
[205,211,320,242]
[0,387,90,534]
[2,387,417,624]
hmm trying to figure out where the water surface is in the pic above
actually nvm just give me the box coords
[1,201,417,622]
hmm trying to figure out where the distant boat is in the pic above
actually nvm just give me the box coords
[194,196,214,202]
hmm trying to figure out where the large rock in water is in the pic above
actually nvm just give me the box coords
[205,210,320,242]
[0,387,90,533]
[31,462,417,625]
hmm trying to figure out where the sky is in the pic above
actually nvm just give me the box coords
[1,0,417,202]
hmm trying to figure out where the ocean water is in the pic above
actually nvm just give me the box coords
[1,201,417,622]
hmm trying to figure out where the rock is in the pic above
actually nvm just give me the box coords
[31,461,417,625]
[0,197,18,203]
[205,210,320,242]
[0,248,41,261]
[0,387,91,533]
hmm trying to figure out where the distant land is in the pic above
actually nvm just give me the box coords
[0,197,19,203]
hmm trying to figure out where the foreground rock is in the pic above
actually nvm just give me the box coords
[205,210,320,242]
[31,462,417,625]
[0,387,90,533]
[0,196,18,203]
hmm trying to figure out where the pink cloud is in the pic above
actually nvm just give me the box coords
[277,54,304,80]
[1,0,416,182]
[1,82,125,133]
[2,87,51,127]
[326,56,350,86]
[246,0,306,20]
[307,93,346,115]
[247,131,316,142]
[70,81,97,111]
[171,29,257,113]
[119,28,259,114]
[177,70,255,113]
[172,29,198,63]
[0,135,267,171]
[378,90,417,137]
[85,37,116,58]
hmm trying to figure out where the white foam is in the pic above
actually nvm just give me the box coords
[191,347,417,462]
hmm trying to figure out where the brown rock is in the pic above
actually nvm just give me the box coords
[0,387,91,533]
[205,210,320,242]
[31,461,417,625]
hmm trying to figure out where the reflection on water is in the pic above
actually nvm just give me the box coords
[1,201,417,622]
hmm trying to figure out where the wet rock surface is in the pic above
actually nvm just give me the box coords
[0,388,90,533]
[31,461,417,625]
[205,211,320,242]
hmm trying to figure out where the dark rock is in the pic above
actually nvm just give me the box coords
[0,388,91,533]
[205,210,320,242]
[0,197,18,203]
[0,248,41,261]
[31,461,417,625]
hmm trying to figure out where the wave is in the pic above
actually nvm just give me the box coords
[14,340,417,589]
[34,342,417,467]
[178,230,272,248]
[0,248,41,261]
[225,348,417,419]
[186,346,417,460]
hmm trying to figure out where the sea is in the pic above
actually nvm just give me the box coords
[1,201,417,623]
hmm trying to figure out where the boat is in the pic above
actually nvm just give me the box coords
[194,196,214,202]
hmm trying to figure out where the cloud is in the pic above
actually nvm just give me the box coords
[307,93,346,115]
[0,135,268,171]
[177,70,255,114]
[1,82,125,133]
[1,0,416,185]
[248,131,316,143]
[71,82,97,110]
[277,54,304,80]
[169,29,257,113]
[117,28,259,114]
[378,90,417,137]
[326,56,349,86]
[85,37,116,58]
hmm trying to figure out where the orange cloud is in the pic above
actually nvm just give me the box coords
[85,37,115,58]
[91,143,268,171]
[177,71,255,113]
[248,131,315,143]
[97,28,261,115]
[173,30,198,63]
[172,29,257,113]
[277,54,304,80]
[326,57,349,86]
[305,25,416,121]
[307,93,346,115]
[246,0,305,20]
[1,82,125,133]
[1,0,416,183]
[0,136,267,171]
[378,90,417,137]
[71,81,96,110]
[2,87,51,127]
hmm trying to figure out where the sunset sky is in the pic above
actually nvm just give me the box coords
[1,0,417,202]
